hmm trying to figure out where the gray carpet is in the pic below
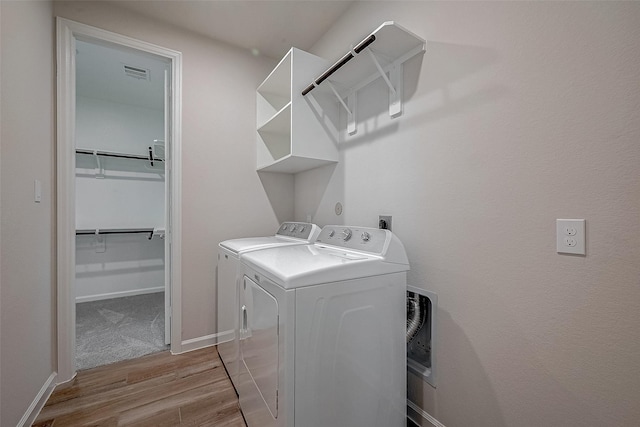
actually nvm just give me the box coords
[76,292,169,371]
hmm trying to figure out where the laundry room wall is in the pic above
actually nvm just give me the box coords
[0,1,55,426]
[75,234,165,301]
[297,2,640,426]
[54,1,288,344]
[75,95,164,155]
[75,96,165,231]
[75,95,166,301]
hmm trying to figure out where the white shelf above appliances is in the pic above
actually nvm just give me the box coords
[256,48,339,174]
[302,21,426,135]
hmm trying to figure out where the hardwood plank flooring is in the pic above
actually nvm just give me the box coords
[33,347,246,427]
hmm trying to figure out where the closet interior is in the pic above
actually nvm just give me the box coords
[74,39,171,370]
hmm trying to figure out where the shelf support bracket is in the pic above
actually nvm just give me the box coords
[366,49,397,96]
[327,81,357,135]
[93,229,106,253]
[366,49,403,118]
[93,150,105,179]
[347,93,357,135]
[327,81,352,116]
[389,63,403,118]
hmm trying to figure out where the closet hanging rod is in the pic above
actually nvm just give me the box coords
[76,228,159,240]
[76,228,154,235]
[76,149,164,162]
[301,34,376,96]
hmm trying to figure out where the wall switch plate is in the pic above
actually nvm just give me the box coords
[34,179,42,203]
[557,219,585,255]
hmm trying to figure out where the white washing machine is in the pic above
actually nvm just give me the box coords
[238,225,409,427]
[217,222,320,391]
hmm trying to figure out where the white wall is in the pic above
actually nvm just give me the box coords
[76,95,164,155]
[54,1,290,342]
[0,1,55,426]
[299,2,640,426]
[0,0,3,416]
[76,234,164,301]
[76,95,165,229]
[75,96,165,301]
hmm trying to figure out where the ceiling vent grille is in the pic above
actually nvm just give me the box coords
[123,65,150,81]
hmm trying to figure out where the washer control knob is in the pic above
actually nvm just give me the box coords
[290,225,297,232]
[282,225,288,231]
[342,228,353,241]
[299,226,306,232]
[328,230,335,237]
[361,232,371,242]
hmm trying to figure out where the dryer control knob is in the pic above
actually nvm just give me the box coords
[361,232,371,242]
[328,230,335,237]
[290,225,297,232]
[299,226,306,232]
[342,228,353,241]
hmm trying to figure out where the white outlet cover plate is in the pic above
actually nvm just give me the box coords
[556,219,585,255]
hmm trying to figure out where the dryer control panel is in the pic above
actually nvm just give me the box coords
[276,222,319,240]
[316,225,388,255]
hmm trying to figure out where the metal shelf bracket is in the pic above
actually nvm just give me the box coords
[93,150,105,178]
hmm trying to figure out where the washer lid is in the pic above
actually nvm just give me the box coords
[242,244,409,289]
[219,236,302,254]
[219,222,320,254]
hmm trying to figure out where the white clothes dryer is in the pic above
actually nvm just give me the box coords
[238,225,409,427]
[217,222,320,391]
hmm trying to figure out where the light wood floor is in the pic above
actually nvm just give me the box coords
[33,347,246,427]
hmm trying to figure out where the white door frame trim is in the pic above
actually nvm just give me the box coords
[56,17,183,383]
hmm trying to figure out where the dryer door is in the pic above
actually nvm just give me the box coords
[241,275,279,419]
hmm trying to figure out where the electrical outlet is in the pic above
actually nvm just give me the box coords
[557,219,585,255]
[379,215,392,231]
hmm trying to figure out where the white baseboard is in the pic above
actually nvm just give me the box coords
[18,372,57,427]
[75,286,164,303]
[176,330,233,353]
[407,400,446,427]
[215,329,234,345]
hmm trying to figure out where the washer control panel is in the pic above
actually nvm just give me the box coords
[276,222,317,240]
[316,225,388,254]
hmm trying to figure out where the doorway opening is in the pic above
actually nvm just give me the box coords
[74,39,170,370]
[57,18,183,382]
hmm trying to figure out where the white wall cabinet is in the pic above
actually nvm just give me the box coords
[257,48,339,173]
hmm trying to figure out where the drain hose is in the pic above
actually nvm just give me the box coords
[406,293,426,343]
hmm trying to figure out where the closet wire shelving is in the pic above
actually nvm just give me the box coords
[75,143,166,241]
[75,228,165,240]
[76,146,164,168]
